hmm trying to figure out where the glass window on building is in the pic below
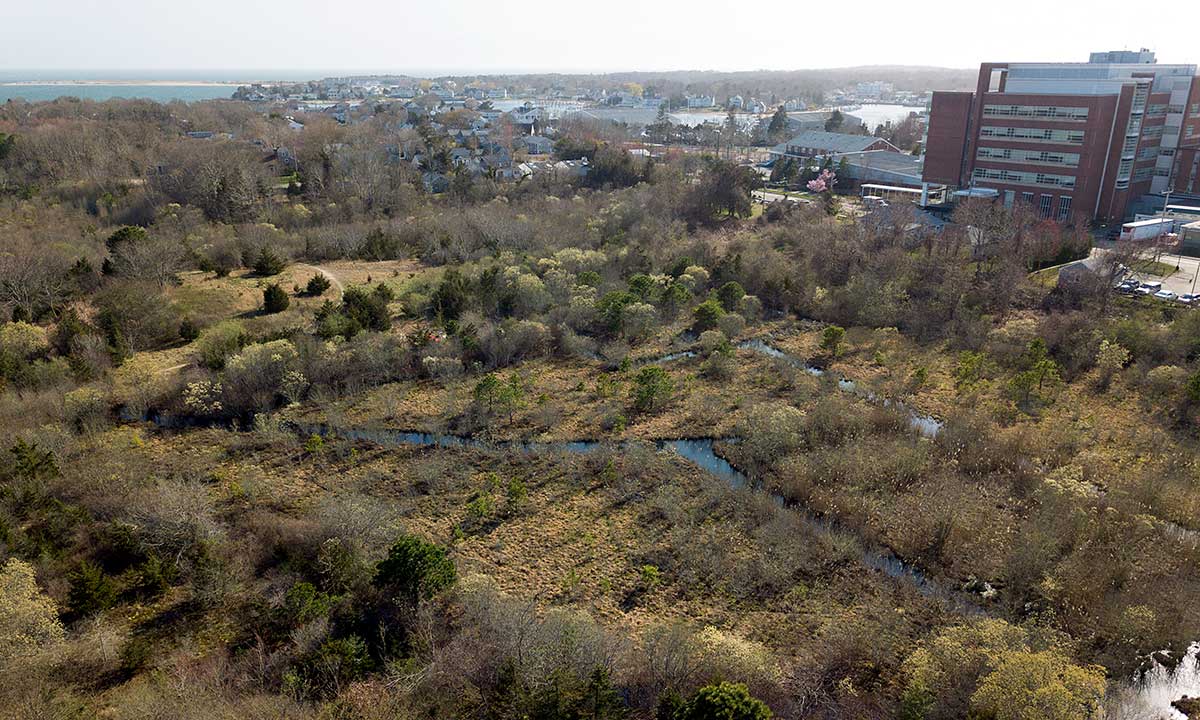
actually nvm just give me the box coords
[1057,196,1072,222]
[1039,194,1053,218]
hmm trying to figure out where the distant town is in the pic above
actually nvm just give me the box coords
[218,50,1199,253]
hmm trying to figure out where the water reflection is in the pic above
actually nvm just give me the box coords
[1108,644,1200,720]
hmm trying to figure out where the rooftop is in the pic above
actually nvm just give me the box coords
[778,130,896,154]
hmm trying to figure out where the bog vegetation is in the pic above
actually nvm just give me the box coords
[0,96,1198,720]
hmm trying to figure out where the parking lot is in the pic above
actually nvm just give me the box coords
[1123,251,1200,299]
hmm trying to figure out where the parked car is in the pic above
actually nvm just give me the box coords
[1154,290,1178,301]
[1117,281,1138,293]
[1179,293,1198,304]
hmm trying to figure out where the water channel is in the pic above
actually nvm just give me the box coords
[137,336,1194,716]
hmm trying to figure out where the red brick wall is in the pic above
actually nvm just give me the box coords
[1182,77,1200,150]
[921,91,974,185]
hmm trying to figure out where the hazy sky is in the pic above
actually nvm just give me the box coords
[4,0,1199,76]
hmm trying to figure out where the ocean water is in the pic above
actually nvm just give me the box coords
[0,84,238,103]
[0,68,527,104]
[0,69,319,104]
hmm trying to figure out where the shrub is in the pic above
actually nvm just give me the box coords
[679,265,710,292]
[716,281,746,312]
[66,561,118,618]
[631,366,673,414]
[63,386,109,432]
[1094,339,1129,390]
[597,291,639,334]
[969,651,1105,720]
[954,351,990,392]
[287,635,372,700]
[738,295,763,322]
[622,302,658,342]
[699,330,728,354]
[305,273,332,297]
[676,682,772,720]
[717,313,745,339]
[473,373,525,421]
[0,558,65,661]
[280,581,334,626]
[119,635,154,676]
[197,321,247,370]
[701,346,735,381]
[221,339,300,414]
[263,283,290,314]
[628,273,660,301]
[740,404,806,469]
[253,246,286,276]
[317,537,371,595]
[94,280,181,352]
[341,285,392,333]
[820,325,845,357]
[0,322,48,363]
[660,282,692,318]
[374,534,456,602]
[178,318,200,342]
[692,300,725,333]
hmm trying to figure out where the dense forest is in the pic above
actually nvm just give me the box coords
[1,96,1199,720]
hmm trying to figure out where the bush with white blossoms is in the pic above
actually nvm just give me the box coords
[678,265,710,292]
[183,380,224,416]
[422,355,464,379]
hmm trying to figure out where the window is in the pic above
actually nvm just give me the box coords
[971,167,1076,190]
[1039,195,1053,218]
[976,147,1080,167]
[981,104,1088,121]
[1021,192,1034,205]
[1057,196,1072,222]
[979,126,1085,144]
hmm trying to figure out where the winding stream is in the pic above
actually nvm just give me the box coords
[287,420,973,611]
[135,337,1192,715]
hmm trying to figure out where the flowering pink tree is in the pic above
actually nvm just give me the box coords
[806,168,837,193]
[807,168,839,215]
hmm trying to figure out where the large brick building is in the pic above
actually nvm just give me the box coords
[922,51,1200,223]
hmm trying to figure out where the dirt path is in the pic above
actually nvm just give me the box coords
[158,363,188,374]
[296,263,345,298]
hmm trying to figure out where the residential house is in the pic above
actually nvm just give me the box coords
[521,135,555,155]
